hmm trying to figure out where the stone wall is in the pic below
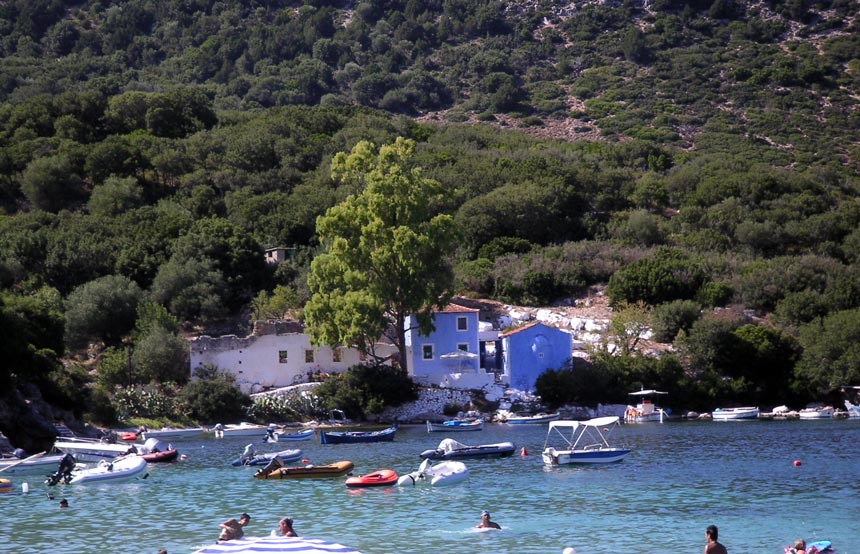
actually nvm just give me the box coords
[378,388,474,423]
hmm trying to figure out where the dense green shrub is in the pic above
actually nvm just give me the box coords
[312,364,418,420]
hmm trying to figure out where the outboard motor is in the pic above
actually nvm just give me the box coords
[45,453,77,486]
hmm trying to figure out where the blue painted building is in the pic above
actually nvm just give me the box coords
[405,303,481,386]
[500,322,572,392]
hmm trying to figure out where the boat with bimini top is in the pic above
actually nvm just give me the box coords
[624,389,668,423]
[541,416,631,465]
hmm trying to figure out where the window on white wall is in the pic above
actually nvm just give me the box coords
[457,316,468,331]
[422,344,434,360]
[332,348,342,362]
[278,351,288,363]
[305,350,314,363]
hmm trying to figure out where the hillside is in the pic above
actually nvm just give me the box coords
[2,0,860,445]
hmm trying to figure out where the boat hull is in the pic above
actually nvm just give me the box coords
[419,441,515,460]
[345,469,398,487]
[141,427,204,440]
[505,413,560,424]
[711,407,760,421]
[276,428,315,441]
[798,407,834,419]
[231,449,303,467]
[0,454,68,476]
[320,425,397,444]
[542,447,631,465]
[141,449,178,463]
[67,455,148,484]
[254,460,354,479]
[54,440,135,462]
[397,460,468,486]
[426,420,483,432]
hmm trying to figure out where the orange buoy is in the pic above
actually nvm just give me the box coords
[520,447,527,457]
[793,460,802,467]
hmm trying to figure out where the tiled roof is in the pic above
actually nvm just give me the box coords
[499,321,541,337]
[437,303,479,314]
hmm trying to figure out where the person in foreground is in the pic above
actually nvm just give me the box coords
[705,524,727,554]
[787,539,807,554]
[219,513,251,541]
[476,510,501,529]
[279,517,298,537]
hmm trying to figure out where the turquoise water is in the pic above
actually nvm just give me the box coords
[4,420,859,553]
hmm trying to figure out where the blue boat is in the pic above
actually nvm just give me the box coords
[319,424,398,444]
[426,419,483,432]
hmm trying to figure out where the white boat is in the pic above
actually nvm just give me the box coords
[541,416,631,465]
[397,459,469,486]
[140,427,204,440]
[505,412,561,424]
[711,407,760,421]
[54,438,137,462]
[843,400,860,418]
[426,419,483,432]
[625,389,668,423]
[212,423,276,438]
[798,406,834,419]
[67,455,148,485]
[47,454,148,485]
[0,452,66,476]
[419,438,516,460]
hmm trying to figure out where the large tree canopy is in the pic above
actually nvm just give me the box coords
[303,137,459,367]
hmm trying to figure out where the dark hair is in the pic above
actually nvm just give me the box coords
[706,525,718,540]
[241,513,251,520]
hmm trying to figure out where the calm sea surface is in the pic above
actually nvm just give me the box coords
[3,419,859,554]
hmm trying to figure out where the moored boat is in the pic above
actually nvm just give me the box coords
[320,424,398,444]
[0,452,66,476]
[276,428,315,441]
[504,412,561,424]
[136,438,179,463]
[47,454,149,485]
[419,438,515,460]
[541,416,631,465]
[624,389,668,423]
[798,406,834,419]
[426,419,483,432]
[140,426,205,440]
[397,459,468,486]
[212,422,276,439]
[53,437,137,462]
[231,444,303,467]
[345,469,398,488]
[711,407,760,421]
[253,458,354,479]
[844,400,860,418]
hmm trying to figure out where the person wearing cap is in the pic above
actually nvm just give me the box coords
[476,510,501,529]
[219,513,250,541]
[278,517,298,537]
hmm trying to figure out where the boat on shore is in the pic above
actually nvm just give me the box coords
[345,469,398,488]
[504,412,560,424]
[624,389,668,423]
[320,424,398,444]
[419,438,515,460]
[798,406,835,419]
[253,458,354,479]
[711,406,760,421]
[426,419,483,432]
[397,459,469,486]
[541,416,631,465]
[843,400,860,418]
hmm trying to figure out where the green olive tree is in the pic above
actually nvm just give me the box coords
[303,138,459,367]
